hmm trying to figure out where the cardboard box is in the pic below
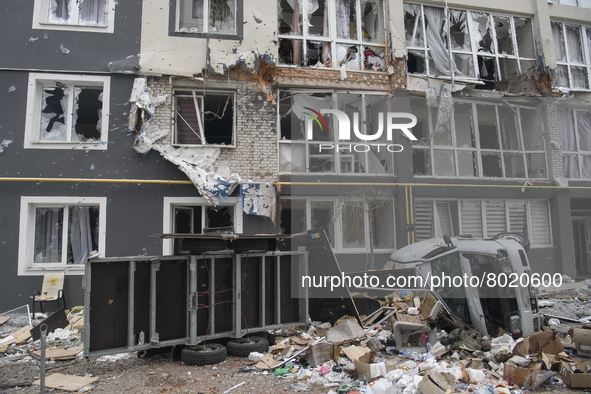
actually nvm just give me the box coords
[305,340,333,367]
[560,360,591,388]
[572,328,591,357]
[418,372,455,394]
[353,351,386,381]
[512,330,564,357]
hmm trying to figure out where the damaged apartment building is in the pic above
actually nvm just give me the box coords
[1,0,591,310]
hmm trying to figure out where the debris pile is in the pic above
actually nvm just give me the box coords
[240,292,591,393]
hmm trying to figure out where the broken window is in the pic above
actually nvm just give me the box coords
[47,0,108,26]
[559,107,591,179]
[405,4,537,88]
[277,0,385,70]
[311,201,335,247]
[177,0,237,34]
[411,98,546,179]
[278,90,394,175]
[38,84,103,143]
[552,21,591,90]
[174,91,235,146]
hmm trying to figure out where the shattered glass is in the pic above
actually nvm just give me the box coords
[454,53,475,78]
[308,0,329,37]
[407,49,427,74]
[494,16,514,55]
[72,87,102,142]
[48,0,107,26]
[40,86,68,141]
[361,0,384,43]
[413,148,432,175]
[307,41,331,67]
[404,3,424,47]
[454,103,475,148]
[515,18,535,58]
[311,201,335,247]
[280,199,306,235]
[449,9,471,51]
[471,12,494,54]
[481,152,502,177]
[337,44,361,70]
[477,104,500,150]
[279,144,306,172]
[363,46,385,71]
[555,65,570,88]
[278,0,303,35]
[279,38,303,66]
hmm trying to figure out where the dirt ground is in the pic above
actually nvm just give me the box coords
[0,352,332,393]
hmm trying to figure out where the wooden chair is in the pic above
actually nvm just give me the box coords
[31,272,66,318]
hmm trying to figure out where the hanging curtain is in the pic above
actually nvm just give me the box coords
[79,0,107,25]
[578,111,591,178]
[424,7,455,76]
[559,108,578,178]
[322,4,330,66]
[69,206,93,264]
[291,0,302,65]
[336,0,352,39]
[34,208,63,263]
[50,0,70,21]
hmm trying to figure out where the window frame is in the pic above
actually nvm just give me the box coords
[32,0,115,33]
[277,0,387,71]
[25,73,110,150]
[18,196,107,276]
[278,89,395,175]
[162,197,243,255]
[414,198,553,247]
[172,89,236,148]
[551,21,591,91]
[279,196,396,253]
[404,2,537,84]
[169,0,244,40]
[411,97,548,179]
[559,107,591,178]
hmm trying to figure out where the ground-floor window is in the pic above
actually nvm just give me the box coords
[414,198,552,247]
[279,196,396,253]
[18,196,106,275]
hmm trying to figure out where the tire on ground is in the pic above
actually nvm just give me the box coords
[493,232,531,252]
[181,343,227,366]
[226,336,269,357]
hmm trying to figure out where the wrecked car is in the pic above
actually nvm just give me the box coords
[390,234,541,338]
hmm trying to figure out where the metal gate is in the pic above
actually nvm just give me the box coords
[83,251,308,357]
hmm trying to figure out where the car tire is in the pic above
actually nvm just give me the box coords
[181,343,227,366]
[226,337,269,357]
[493,232,531,252]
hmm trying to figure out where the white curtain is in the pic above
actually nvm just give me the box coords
[559,108,578,177]
[80,0,107,25]
[578,111,591,178]
[69,206,93,264]
[425,7,455,76]
[552,23,567,62]
[34,208,63,263]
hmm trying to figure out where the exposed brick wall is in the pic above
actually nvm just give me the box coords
[543,99,564,181]
[146,76,278,182]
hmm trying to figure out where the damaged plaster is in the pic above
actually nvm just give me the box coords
[128,77,277,220]
[139,0,277,77]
